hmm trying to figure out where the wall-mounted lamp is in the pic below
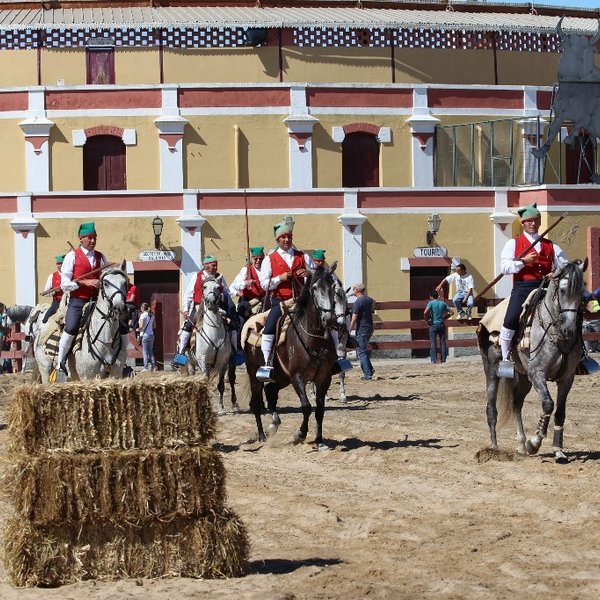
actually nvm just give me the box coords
[152,216,164,249]
[426,212,442,245]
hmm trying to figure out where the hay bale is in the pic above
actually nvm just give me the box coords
[8,375,215,454]
[4,446,226,526]
[3,509,249,587]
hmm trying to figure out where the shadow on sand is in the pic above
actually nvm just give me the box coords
[335,436,455,452]
[249,557,342,575]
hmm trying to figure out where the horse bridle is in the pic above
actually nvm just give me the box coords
[198,286,228,364]
[99,271,128,315]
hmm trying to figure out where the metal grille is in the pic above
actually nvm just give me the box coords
[434,117,596,187]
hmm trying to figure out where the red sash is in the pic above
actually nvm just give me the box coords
[51,271,63,302]
[270,250,305,300]
[70,248,104,300]
[513,234,554,282]
[240,264,265,299]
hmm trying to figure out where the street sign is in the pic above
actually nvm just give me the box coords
[138,250,176,262]
[413,246,448,258]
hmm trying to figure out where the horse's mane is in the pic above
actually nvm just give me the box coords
[551,260,584,299]
[296,266,328,320]
[6,305,33,324]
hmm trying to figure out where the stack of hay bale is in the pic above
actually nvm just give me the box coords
[2,375,248,587]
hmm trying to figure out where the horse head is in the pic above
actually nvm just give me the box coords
[298,265,337,329]
[329,262,348,328]
[99,260,129,319]
[202,277,222,312]
[549,258,587,335]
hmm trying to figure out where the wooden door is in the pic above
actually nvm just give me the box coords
[342,132,380,187]
[84,135,126,191]
[410,266,449,358]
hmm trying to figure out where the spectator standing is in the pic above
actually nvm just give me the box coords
[424,290,453,364]
[436,263,475,319]
[350,283,375,380]
[137,302,156,371]
[125,281,141,331]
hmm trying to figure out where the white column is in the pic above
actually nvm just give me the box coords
[177,192,206,293]
[490,189,516,299]
[283,114,319,190]
[338,190,367,287]
[405,114,440,188]
[10,194,39,305]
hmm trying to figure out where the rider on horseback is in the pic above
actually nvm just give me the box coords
[176,255,240,359]
[230,246,266,329]
[55,222,129,375]
[498,204,568,378]
[42,254,66,324]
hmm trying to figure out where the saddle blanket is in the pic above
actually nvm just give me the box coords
[241,299,295,349]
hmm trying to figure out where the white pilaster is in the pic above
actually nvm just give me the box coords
[154,115,188,191]
[490,189,516,299]
[338,191,367,287]
[406,112,440,188]
[19,116,54,193]
[283,114,319,190]
[177,192,206,293]
[10,194,39,305]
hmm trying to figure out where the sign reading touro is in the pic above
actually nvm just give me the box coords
[138,250,176,261]
[413,246,448,258]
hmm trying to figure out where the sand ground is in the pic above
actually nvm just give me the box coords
[0,354,599,600]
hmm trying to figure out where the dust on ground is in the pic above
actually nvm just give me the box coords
[0,355,599,599]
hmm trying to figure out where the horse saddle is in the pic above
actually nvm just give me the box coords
[241,299,296,349]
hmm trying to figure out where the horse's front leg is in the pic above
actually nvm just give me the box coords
[552,373,575,463]
[526,371,554,455]
[249,377,268,442]
[264,382,281,436]
[290,375,312,445]
[313,374,332,449]
[482,348,501,449]
[338,372,347,403]
[216,372,226,416]
[513,375,532,455]
[228,360,239,413]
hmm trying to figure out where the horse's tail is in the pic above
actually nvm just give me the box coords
[496,377,514,430]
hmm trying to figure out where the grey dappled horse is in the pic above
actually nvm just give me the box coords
[478,259,587,462]
[34,263,129,382]
[195,277,238,415]
[245,264,342,448]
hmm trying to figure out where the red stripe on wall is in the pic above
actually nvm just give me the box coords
[512,188,600,208]
[32,194,183,212]
[0,197,18,213]
[428,89,523,109]
[179,88,290,108]
[536,90,553,111]
[0,92,28,112]
[358,191,496,209]
[46,90,162,110]
[308,88,412,108]
[199,193,344,210]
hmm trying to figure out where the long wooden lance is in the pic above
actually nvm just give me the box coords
[473,211,568,302]
[42,261,118,296]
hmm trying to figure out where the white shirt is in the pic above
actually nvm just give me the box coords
[138,311,155,338]
[43,273,55,294]
[230,265,253,297]
[500,232,568,275]
[259,247,315,291]
[60,247,109,293]
[444,272,475,295]
[182,270,231,314]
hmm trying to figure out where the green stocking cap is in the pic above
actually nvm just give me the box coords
[78,222,97,237]
[517,203,540,221]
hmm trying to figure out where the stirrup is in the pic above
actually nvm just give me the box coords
[58,361,68,375]
[497,360,515,379]
[577,356,599,375]
[332,358,353,375]
[256,365,275,382]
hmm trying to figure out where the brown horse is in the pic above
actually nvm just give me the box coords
[244,264,342,449]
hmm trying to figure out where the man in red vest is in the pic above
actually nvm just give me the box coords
[498,203,568,377]
[42,254,66,323]
[55,222,122,375]
[176,255,238,357]
[230,246,266,327]
[256,222,315,382]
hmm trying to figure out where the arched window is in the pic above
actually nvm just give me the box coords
[342,132,380,187]
[83,135,126,191]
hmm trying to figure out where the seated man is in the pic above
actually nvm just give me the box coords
[230,246,266,328]
[42,254,66,323]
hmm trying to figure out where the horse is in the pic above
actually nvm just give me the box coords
[33,262,129,382]
[478,259,588,463]
[244,263,343,448]
[194,277,238,416]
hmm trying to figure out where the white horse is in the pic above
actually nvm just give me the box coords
[33,263,129,383]
[195,277,238,415]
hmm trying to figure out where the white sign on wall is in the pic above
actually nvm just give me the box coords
[413,246,448,258]
[138,250,176,262]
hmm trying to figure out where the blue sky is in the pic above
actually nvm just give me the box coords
[501,0,599,8]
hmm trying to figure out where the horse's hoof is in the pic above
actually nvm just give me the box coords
[266,422,279,437]
[555,451,569,464]
[217,409,226,417]
[525,436,542,455]
[231,404,240,414]
[317,443,331,452]
[339,395,348,404]
[293,429,306,445]
[272,413,282,427]
[258,434,267,443]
